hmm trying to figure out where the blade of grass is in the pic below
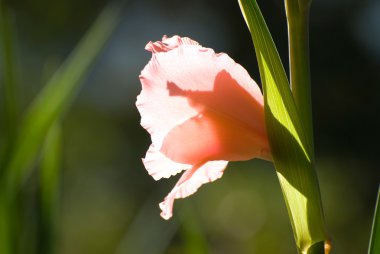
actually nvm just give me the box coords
[0,3,122,253]
[2,2,121,194]
[37,123,62,254]
[238,0,326,253]
[368,185,380,254]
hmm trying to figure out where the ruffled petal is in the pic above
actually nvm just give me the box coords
[159,160,228,220]
[137,35,269,169]
[145,35,199,53]
[142,144,192,180]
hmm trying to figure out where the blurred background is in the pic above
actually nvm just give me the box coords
[0,0,379,253]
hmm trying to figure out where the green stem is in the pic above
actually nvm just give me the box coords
[285,0,314,154]
[238,0,327,253]
[285,1,326,254]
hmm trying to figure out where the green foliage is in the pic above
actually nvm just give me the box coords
[2,3,121,195]
[0,3,121,253]
[38,123,62,254]
[284,0,314,152]
[368,186,380,254]
[238,0,326,253]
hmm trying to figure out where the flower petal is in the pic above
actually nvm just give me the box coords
[160,109,270,165]
[145,35,199,53]
[159,160,228,220]
[137,35,268,169]
[160,71,270,164]
[142,144,192,180]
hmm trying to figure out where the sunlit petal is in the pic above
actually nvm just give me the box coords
[159,160,228,220]
[136,35,271,219]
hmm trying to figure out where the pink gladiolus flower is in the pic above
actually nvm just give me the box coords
[137,35,271,220]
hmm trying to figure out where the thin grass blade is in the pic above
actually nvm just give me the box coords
[37,123,62,254]
[2,3,121,193]
[368,185,380,254]
[0,4,122,253]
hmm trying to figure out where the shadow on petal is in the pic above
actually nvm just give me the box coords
[161,70,270,165]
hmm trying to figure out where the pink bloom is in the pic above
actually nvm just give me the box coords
[137,35,271,220]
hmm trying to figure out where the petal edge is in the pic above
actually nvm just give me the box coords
[159,160,228,219]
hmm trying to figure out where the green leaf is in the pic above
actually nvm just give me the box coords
[38,123,62,254]
[2,3,121,194]
[0,4,122,253]
[368,186,380,254]
[238,0,326,253]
